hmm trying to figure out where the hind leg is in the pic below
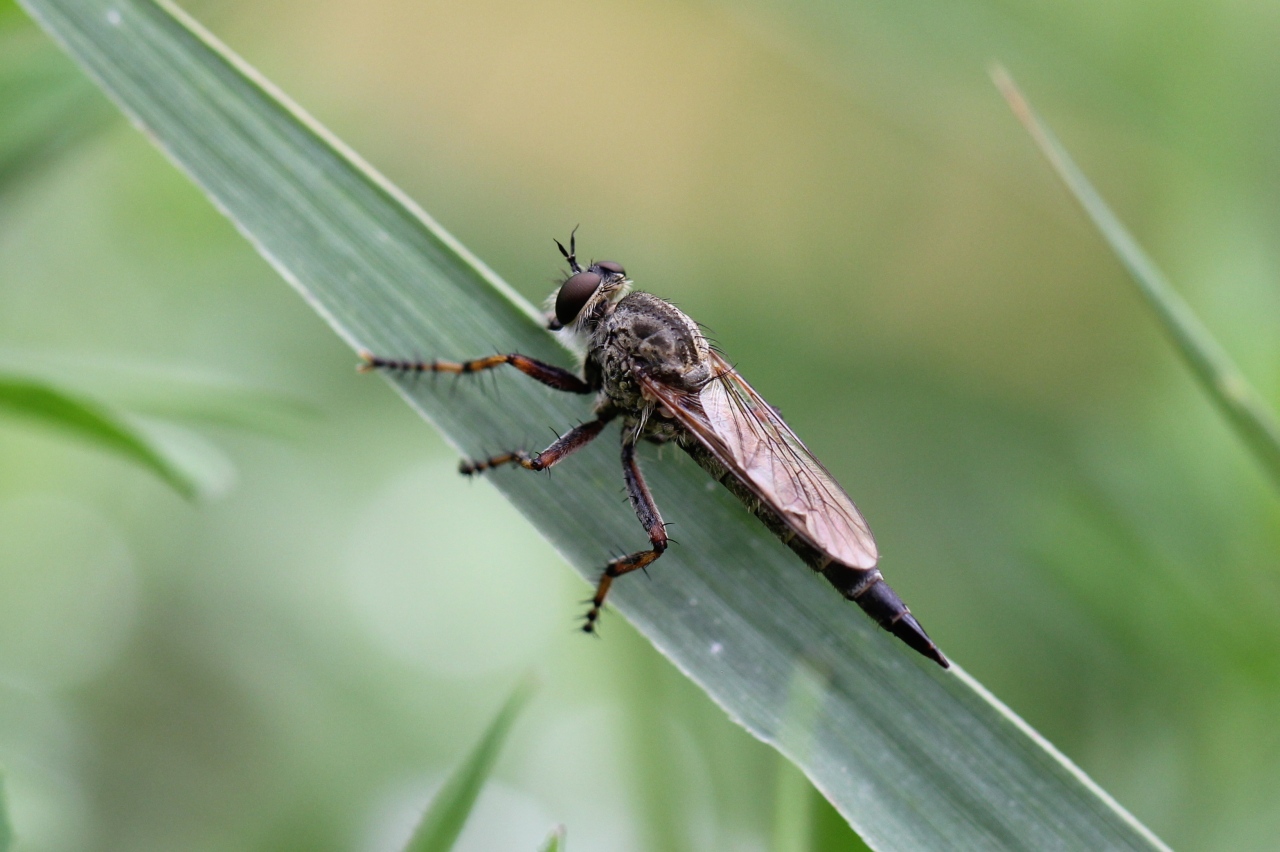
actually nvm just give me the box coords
[583,436,669,633]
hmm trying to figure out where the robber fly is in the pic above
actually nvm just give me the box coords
[360,233,948,668]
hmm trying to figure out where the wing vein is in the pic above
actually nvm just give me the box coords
[639,353,877,568]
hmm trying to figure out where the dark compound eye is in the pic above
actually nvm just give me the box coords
[555,270,602,325]
[596,261,625,276]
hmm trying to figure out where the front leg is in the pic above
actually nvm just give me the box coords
[359,351,592,394]
[460,413,614,475]
[583,436,669,633]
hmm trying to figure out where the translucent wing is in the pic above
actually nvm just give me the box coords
[639,352,878,568]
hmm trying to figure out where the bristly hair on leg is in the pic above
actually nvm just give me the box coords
[409,350,424,387]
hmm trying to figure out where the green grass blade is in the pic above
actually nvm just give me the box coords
[403,680,534,852]
[993,66,1280,490]
[16,1,1171,848]
[0,353,321,437]
[537,825,565,852]
[0,372,207,498]
[771,759,816,852]
[771,662,825,852]
[0,21,114,197]
[0,771,10,852]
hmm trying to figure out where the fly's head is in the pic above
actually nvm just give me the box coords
[546,231,630,339]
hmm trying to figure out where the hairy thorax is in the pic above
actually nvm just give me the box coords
[588,292,711,421]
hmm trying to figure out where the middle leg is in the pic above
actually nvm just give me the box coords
[583,436,669,633]
[460,412,615,475]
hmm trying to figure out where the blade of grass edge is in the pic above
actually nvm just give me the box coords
[993,65,1280,492]
[403,680,534,852]
[0,373,205,498]
[14,2,1171,849]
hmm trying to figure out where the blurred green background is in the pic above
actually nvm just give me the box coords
[2,0,1279,849]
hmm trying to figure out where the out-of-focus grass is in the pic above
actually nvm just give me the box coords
[537,825,565,852]
[402,680,533,852]
[0,13,113,198]
[0,772,11,852]
[0,373,206,498]
[995,67,1280,490]
[0,9,252,500]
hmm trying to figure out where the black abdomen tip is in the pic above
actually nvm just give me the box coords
[889,611,949,668]
[857,578,949,668]
[825,566,950,668]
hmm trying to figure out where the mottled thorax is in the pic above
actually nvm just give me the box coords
[591,292,711,413]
